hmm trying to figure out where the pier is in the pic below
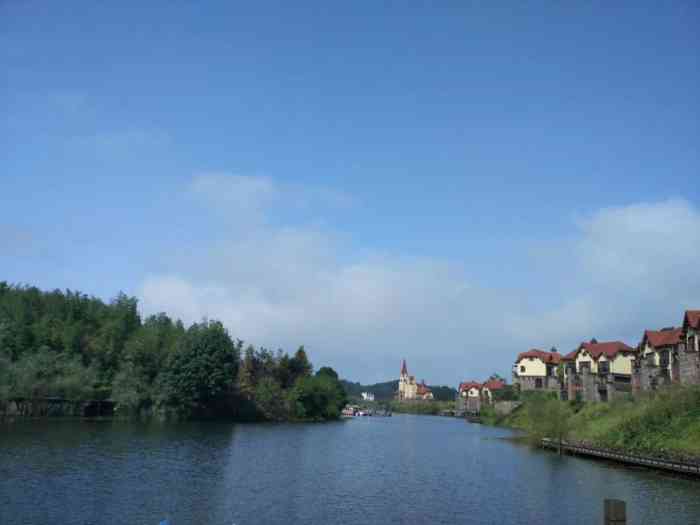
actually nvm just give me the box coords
[541,438,700,477]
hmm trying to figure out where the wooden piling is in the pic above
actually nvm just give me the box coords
[604,499,626,525]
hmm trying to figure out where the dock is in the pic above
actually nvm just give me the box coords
[541,438,700,477]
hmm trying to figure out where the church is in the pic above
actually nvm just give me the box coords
[397,360,434,400]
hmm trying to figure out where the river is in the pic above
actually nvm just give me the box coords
[1,415,698,524]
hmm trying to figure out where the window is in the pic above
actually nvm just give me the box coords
[520,366,525,373]
[535,378,543,389]
[599,361,610,375]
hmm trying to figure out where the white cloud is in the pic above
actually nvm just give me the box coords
[508,199,700,348]
[140,176,700,385]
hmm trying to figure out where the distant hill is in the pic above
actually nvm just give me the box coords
[340,379,457,402]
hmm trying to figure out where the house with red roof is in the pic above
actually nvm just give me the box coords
[457,381,483,414]
[573,340,636,376]
[481,378,506,404]
[456,377,508,415]
[632,327,682,392]
[416,380,434,400]
[563,340,636,402]
[512,349,562,392]
[679,310,700,385]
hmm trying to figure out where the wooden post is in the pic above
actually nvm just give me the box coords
[604,499,626,524]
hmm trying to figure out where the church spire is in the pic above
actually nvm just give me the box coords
[401,359,408,376]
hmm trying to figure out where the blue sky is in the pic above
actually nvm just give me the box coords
[2,2,699,384]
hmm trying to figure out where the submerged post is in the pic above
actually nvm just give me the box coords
[604,499,626,524]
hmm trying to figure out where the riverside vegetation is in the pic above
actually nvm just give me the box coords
[0,282,346,421]
[480,387,700,461]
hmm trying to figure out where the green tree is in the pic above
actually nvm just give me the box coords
[525,398,573,454]
[238,345,260,398]
[254,377,289,421]
[291,367,346,420]
[161,320,240,417]
[290,345,312,381]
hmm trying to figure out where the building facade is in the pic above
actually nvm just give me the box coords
[457,381,482,414]
[456,378,506,414]
[679,310,700,385]
[397,360,433,400]
[563,341,635,402]
[512,349,562,392]
[632,328,682,394]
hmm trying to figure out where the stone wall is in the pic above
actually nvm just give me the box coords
[465,396,481,414]
[632,360,674,396]
[679,350,700,385]
[494,401,522,416]
[580,368,600,402]
[514,375,560,393]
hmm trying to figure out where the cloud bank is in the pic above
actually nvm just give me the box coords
[140,175,700,384]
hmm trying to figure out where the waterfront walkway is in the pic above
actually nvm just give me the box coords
[541,438,700,477]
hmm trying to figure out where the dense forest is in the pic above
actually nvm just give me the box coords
[341,379,457,401]
[0,282,346,421]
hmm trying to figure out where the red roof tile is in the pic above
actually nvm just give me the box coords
[416,382,432,395]
[516,349,562,364]
[579,341,634,360]
[684,310,700,330]
[482,379,505,390]
[458,381,482,392]
[562,351,578,361]
[643,328,682,348]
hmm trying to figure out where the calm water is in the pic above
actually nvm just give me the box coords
[1,415,699,525]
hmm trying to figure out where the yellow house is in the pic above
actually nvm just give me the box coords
[513,349,561,391]
[640,328,682,371]
[574,341,636,376]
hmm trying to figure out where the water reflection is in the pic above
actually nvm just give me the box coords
[1,417,698,525]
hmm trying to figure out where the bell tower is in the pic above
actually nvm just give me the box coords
[398,359,409,399]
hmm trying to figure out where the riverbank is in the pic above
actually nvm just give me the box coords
[480,385,700,464]
[390,400,454,415]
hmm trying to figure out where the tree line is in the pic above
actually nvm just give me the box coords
[0,282,346,421]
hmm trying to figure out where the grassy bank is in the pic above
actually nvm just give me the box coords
[484,386,700,461]
[390,400,454,415]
